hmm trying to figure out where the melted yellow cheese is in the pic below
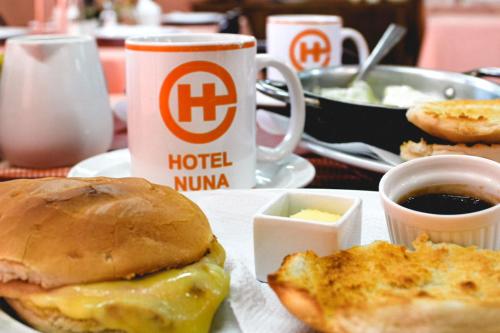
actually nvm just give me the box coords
[23,241,229,333]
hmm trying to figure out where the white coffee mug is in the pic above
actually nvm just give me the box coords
[126,33,305,190]
[266,15,369,80]
[0,35,113,168]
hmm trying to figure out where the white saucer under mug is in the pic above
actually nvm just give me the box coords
[68,149,316,189]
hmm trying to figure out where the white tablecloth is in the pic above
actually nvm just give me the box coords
[185,188,389,333]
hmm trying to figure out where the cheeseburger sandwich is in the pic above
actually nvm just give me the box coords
[0,177,229,333]
[401,99,500,162]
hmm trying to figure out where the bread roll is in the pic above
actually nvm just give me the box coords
[0,177,213,289]
[406,100,500,143]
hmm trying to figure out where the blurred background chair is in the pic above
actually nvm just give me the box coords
[193,0,424,66]
[219,8,241,34]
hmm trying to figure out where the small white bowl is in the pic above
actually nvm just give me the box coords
[379,155,500,249]
[253,191,361,282]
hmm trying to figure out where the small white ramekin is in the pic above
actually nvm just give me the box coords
[253,191,361,282]
[379,155,500,249]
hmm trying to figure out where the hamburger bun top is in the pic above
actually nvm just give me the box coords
[0,177,213,289]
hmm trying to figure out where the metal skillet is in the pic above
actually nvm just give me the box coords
[256,65,500,153]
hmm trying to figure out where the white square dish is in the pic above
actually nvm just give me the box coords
[253,191,362,282]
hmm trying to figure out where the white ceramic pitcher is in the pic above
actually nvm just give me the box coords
[0,35,113,168]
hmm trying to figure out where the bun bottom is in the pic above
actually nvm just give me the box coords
[8,299,123,333]
[4,238,228,333]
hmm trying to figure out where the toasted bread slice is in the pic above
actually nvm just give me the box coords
[406,100,500,143]
[268,235,500,333]
[400,139,500,162]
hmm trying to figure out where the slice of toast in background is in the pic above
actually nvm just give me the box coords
[406,100,500,144]
[400,139,500,162]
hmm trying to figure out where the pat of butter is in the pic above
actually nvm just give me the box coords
[290,209,342,223]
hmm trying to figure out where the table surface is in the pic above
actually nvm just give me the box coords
[8,12,498,188]
[185,188,387,333]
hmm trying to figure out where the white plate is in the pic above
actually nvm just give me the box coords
[256,109,395,173]
[0,189,387,333]
[256,91,286,108]
[0,27,28,40]
[299,140,392,173]
[94,25,184,41]
[162,12,224,25]
[68,149,316,189]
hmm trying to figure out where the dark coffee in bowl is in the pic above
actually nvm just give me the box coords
[398,185,496,215]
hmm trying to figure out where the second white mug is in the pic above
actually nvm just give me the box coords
[266,15,369,80]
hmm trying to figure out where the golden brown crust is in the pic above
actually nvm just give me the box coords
[268,273,327,332]
[269,235,500,333]
[0,177,213,289]
[400,139,500,162]
[406,99,500,143]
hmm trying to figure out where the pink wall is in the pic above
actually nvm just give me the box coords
[0,0,34,25]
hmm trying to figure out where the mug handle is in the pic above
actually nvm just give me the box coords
[341,28,369,64]
[255,54,305,162]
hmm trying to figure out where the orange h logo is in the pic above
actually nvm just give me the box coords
[300,41,329,63]
[160,61,237,144]
[290,29,331,71]
[178,83,235,123]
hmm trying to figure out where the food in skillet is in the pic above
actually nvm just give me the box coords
[0,177,229,333]
[401,99,500,162]
[269,234,500,333]
[321,81,440,108]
